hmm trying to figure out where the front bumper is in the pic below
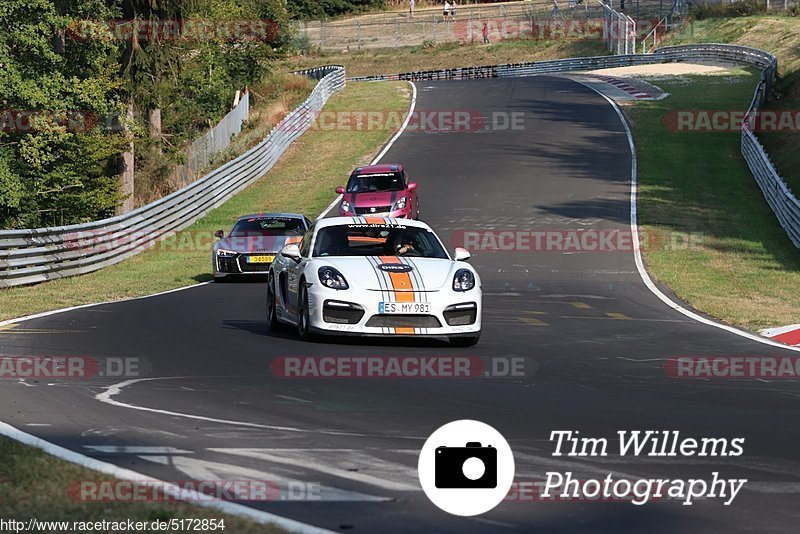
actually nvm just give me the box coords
[339,208,412,219]
[214,253,275,277]
[306,286,482,337]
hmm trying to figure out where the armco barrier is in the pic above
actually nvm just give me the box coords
[0,66,345,288]
[351,44,799,248]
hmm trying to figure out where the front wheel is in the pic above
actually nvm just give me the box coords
[266,274,280,331]
[449,334,480,347]
[296,282,315,341]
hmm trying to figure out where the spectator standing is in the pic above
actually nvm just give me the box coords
[482,22,490,43]
[409,0,415,18]
[443,1,450,22]
[450,0,457,21]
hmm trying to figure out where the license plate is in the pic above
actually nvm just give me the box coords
[246,255,275,264]
[379,302,431,314]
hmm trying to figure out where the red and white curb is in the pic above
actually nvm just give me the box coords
[760,324,800,347]
[587,74,653,99]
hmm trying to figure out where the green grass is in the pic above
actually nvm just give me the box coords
[0,81,410,322]
[283,38,609,78]
[628,70,800,330]
[0,437,283,532]
[663,15,800,193]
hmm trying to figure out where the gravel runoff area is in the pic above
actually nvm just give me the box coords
[585,63,730,77]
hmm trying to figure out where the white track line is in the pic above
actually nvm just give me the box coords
[0,282,210,328]
[0,421,332,533]
[582,82,800,354]
[95,376,367,437]
[317,81,418,219]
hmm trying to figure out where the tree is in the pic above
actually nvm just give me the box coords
[0,0,126,228]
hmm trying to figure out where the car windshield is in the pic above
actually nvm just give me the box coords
[230,217,305,237]
[345,172,405,193]
[313,224,447,259]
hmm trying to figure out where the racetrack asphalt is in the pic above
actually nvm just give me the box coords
[2,76,800,532]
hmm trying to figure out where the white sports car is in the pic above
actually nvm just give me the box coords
[266,217,481,346]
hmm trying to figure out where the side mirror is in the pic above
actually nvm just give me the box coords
[335,186,345,195]
[408,182,418,191]
[280,243,301,261]
[454,247,471,262]
[214,230,224,239]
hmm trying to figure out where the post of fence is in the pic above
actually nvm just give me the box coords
[320,21,325,49]
[357,21,361,51]
[394,18,398,48]
[432,14,437,43]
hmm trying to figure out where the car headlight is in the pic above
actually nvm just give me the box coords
[341,200,351,213]
[318,266,349,290]
[453,268,475,292]
[216,249,237,258]
[392,196,407,211]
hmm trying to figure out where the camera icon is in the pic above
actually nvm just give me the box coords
[435,442,497,489]
[418,420,514,516]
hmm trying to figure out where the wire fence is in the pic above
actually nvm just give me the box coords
[172,90,251,187]
[294,0,682,51]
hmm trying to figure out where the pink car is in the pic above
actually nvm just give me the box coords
[335,164,419,219]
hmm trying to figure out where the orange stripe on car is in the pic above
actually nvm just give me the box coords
[379,255,415,334]
[364,216,384,225]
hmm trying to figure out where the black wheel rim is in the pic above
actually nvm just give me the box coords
[299,289,308,335]
[267,280,276,323]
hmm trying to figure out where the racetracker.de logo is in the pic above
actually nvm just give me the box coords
[67,18,280,42]
[67,480,282,502]
[271,356,528,378]
[663,110,800,132]
[0,356,147,379]
[665,356,800,379]
[281,110,526,133]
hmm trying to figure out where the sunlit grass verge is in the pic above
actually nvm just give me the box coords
[283,38,609,78]
[628,71,800,331]
[663,15,800,194]
[0,437,283,532]
[0,81,410,322]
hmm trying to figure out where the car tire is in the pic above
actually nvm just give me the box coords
[266,274,280,331]
[449,334,480,347]
[297,282,315,341]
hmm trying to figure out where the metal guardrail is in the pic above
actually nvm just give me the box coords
[0,66,345,288]
[351,44,798,249]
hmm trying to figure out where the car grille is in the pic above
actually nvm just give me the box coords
[365,314,442,328]
[443,303,478,326]
[323,301,365,324]
[217,256,240,273]
[240,260,271,272]
[355,205,391,215]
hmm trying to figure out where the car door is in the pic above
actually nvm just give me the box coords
[286,224,314,316]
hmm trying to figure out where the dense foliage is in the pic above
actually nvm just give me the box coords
[0,0,290,229]
[287,0,386,20]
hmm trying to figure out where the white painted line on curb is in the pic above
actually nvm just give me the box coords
[0,282,211,328]
[581,80,800,354]
[317,80,418,220]
[0,421,333,534]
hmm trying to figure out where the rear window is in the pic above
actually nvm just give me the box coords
[345,172,406,193]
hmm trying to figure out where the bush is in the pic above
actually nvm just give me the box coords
[688,0,764,20]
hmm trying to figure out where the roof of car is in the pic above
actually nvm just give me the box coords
[316,216,431,230]
[236,213,306,221]
[351,164,404,174]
